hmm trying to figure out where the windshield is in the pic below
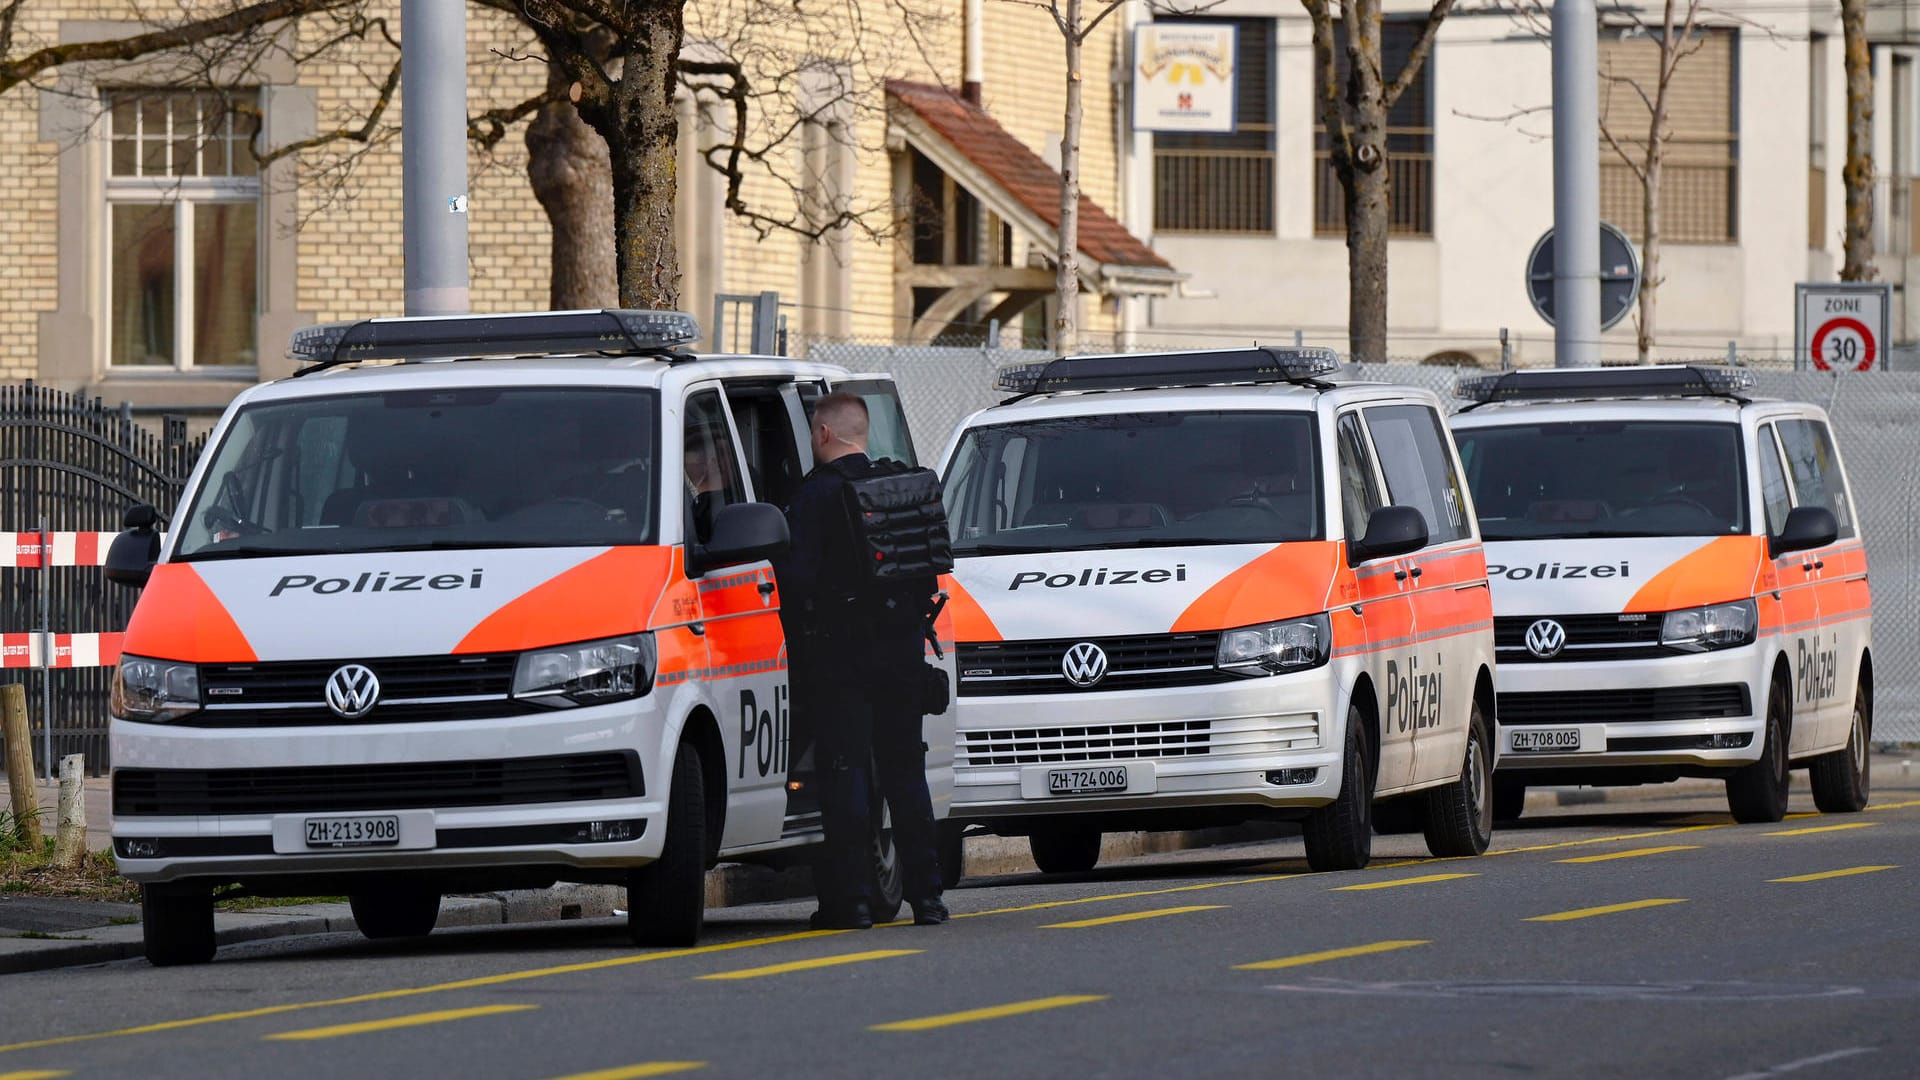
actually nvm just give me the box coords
[1455,420,1747,540]
[176,387,658,559]
[942,410,1321,555]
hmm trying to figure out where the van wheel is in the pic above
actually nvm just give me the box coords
[1728,680,1791,824]
[349,887,441,939]
[1423,701,1494,858]
[1810,680,1871,813]
[1371,798,1426,835]
[1492,777,1527,822]
[1304,703,1374,872]
[936,821,968,889]
[627,742,706,947]
[866,789,905,924]
[1029,826,1101,874]
[142,883,215,967]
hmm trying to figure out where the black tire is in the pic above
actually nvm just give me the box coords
[936,821,968,890]
[141,883,215,967]
[866,793,905,924]
[1371,798,1426,835]
[1728,679,1791,824]
[1492,777,1527,823]
[1029,825,1102,874]
[1304,703,1374,872]
[1423,700,1495,858]
[1810,679,1871,814]
[627,742,707,947]
[348,886,441,940]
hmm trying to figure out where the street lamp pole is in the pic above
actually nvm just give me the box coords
[401,0,470,316]
[1552,0,1601,367]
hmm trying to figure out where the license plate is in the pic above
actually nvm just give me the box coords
[1509,728,1582,753]
[1046,767,1129,795]
[304,815,400,849]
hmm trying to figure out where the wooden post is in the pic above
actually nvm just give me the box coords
[54,753,86,868]
[2,683,42,847]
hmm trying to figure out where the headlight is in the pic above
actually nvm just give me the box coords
[111,655,201,722]
[1660,600,1757,652]
[1217,614,1331,676]
[513,633,655,707]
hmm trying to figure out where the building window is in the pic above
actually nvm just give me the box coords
[1152,17,1274,234]
[1313,20,1435,238]
[1598,27,1738,245]
[106,90,260,370]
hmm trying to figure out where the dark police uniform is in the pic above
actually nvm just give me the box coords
[776,452,944,919]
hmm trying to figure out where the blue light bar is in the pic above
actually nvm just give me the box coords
[288,309,702,368]
[1456,365,1755,405]
[994,347,1341,396]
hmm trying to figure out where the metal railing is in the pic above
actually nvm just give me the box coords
[1313,134,1433,237]
[1153,149,1275,234]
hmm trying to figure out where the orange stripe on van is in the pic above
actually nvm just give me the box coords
[454,546,669,653]
[1172,541,1339,633]
[120,563,256,663]
[1623,536,1765,614]
[941,573,1002,643]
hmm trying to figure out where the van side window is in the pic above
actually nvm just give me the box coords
[684,390,748,545]
[1336,413,1383,544]
[1363,404,1470,545]
[1776,418,1855,539]
[723,383,806,509]
[1755,425,1793,536]
[823,379,917,465]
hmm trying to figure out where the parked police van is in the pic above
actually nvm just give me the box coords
[937,348,1498,875]
[103,309,955,965]
[1449,366,1873,823]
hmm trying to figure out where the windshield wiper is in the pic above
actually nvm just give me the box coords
[951,543,1054,557]
[178,545,340,562]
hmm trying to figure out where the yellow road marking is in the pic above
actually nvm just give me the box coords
[545,1064,707,1080]
[958,875,1300,919]
[1335,873,1477,891]
[1527,899,1688,922]
[264,1004,536,1041]
[1235,940,1430,971]
[0,929,841,1056]
[0,1071,73,1079]
[1042,905,1224,929]
[1557,845,1700,864]
[870,995,1107,1032]
[1867,798,1920,811]
[1770,865,1898,883]
[699,949,920,981]
[1765,822,1880,837]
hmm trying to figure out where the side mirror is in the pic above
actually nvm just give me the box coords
[1351,505,1429,564]
[691,502,790,576]
[105,504,163,588]
[1770,505,1838,560]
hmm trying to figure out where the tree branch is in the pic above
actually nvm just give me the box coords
[1385,0,1455,111]
[470,84,569,149]
[1302,0,1350,162]
[244,56,399,165]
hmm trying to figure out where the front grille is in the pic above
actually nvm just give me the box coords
[190,654,526,725]
[959,720,1212,765]
[1496,685,1751,725]
[113,752,642,817]
[1494,614,1675,663]
[957,633,1227,696]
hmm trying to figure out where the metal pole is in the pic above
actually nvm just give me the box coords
[401,0,470,316]
[1551,0,1600,368]
[37,517,50,782]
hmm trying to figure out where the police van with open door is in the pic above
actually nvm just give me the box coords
[102,310,955,964]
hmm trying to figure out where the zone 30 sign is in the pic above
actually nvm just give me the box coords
[1795,283,1892,372]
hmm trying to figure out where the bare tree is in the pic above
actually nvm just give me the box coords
[1303,0,1453,364]
[1840,0,1874,280]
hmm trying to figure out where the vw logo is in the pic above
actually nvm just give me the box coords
[325,664,381,719]
[1524,619,1568,660]
[1061,642,1110,688]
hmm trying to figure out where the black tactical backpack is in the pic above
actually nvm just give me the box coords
[837,457,955,581]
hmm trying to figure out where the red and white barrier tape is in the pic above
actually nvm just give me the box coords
[0,632,124,669]
[0,531,118,568]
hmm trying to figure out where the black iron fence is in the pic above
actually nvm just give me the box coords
[1,381,205,775]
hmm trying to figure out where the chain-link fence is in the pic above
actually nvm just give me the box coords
[807,340,1920,743]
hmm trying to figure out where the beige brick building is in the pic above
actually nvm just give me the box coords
[0,1,1174,413]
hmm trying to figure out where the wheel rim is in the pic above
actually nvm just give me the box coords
[1771,694,1788,783]
[1467,725,1490,827]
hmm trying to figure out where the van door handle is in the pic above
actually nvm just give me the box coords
[689,622,706,636]
[1454,581,1488,592]
[1813,560,1826,571]
[758,581,776,596]
[1409,566,1424,580]
[1393,569,1408,582]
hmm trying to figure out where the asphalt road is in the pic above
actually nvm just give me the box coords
[5,768,1919,1080]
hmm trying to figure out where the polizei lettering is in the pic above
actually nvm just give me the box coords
[1485,562,1630,581]
[269,569,485,597]
[739,686,790,779]
[1385,654,1444,733]
[1796,637,1838,707]
[1008,565,1188,590]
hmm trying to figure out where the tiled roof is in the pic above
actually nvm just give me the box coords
[887,80,1172,272]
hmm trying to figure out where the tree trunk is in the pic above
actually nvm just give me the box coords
[1053,0,1083,357]
[1841,0,1875,281]
[1345,10,1390,364]
[1637,146,1660,362]
[606,4,686,309]
[527,60,617,310]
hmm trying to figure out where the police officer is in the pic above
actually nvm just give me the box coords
[776,392,948,930]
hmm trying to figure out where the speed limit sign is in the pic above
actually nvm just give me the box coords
[1796,283,1892,371]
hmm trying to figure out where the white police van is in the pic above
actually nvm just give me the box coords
[104,310,955,964]
[937,348,1498,875]
[1450,366,1873,823]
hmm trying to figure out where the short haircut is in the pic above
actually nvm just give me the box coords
[814,392,869,441]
